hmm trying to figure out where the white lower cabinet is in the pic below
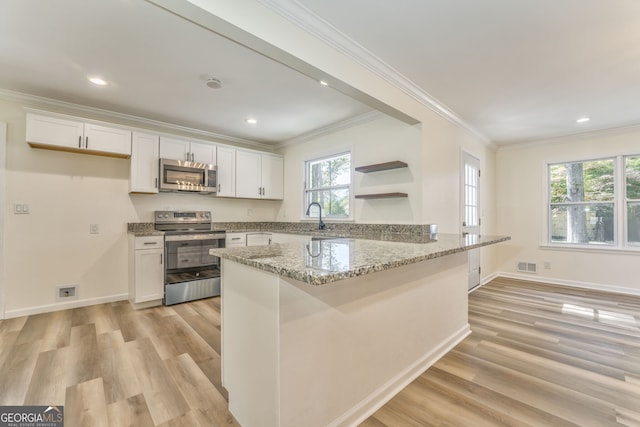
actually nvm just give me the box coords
[128,235,164,308]
[246,232,272,246]
[225,232,247,247]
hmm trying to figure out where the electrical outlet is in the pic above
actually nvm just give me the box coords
[90,224,99,234]
[56,285,78,301]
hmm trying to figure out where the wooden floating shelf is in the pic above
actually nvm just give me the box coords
[355,192,408,199]
[355,161,408,173]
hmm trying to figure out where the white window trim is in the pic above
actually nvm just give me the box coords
[544,154,640,250]
[301,149,354,222]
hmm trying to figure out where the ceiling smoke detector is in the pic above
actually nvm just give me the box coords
[206,78,222,89]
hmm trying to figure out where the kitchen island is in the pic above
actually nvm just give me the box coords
[210,233,509,427]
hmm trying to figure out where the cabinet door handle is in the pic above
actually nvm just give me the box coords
[143,242,158,245]
[191,152,195,161]
[160,253,163,264]
[85,136,88,149]
[78,135,82,148]
[218,184,221,192]
[155,178,158,189]
[186,151,190,161]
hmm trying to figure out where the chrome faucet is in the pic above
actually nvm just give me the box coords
[306,202,326,230]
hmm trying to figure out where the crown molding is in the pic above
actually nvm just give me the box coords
[275,110,385,149]
[0,88,272,149]
[496,122,640,152]
[257,0,491,146]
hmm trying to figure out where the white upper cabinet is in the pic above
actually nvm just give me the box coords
[190,141,216,164]
[216,145,236,197]
[159,136,216,164]
[26,112,131,157]
[130,132,160,193]
[261,154,284,200]
[26,113,83,149]
[236,150,262,198]
[159,136,189,160]
[84,123,132,156]
[236,149,284,200]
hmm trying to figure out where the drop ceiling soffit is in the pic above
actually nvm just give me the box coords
[257,0,491,146]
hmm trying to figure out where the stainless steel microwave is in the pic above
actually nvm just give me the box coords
[159,158,217,194]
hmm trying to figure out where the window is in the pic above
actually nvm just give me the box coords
[304,151,351,219]
[626,156,640,245]
[548,155,640,249]
[549,158,615,245]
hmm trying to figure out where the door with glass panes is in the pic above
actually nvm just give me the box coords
[462,152,481,290]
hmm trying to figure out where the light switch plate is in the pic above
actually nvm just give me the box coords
[90,224,99,234]
[14,203,29,214]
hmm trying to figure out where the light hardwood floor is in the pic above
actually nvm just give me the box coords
[0,297,238,426]
[1,278,639,426]
[363,277,640,427]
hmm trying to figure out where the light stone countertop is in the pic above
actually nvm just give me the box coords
[127,230,165,237]
[210,233,510,286]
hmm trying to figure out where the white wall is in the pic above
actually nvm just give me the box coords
[1,1,504,315]
[0,98,281,317]
[496,127,640,294]
[413,114,501,280]
[279,115,422,224]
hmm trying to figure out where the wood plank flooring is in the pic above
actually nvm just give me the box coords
[1,277,639,426]
[0,297,238,427]
[363,277,640,427]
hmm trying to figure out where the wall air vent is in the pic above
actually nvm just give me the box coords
[517,261,537,274]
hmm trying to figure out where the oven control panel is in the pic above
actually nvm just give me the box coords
[154,210,211,224]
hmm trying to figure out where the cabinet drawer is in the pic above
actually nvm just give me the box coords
[135,235,163,249]
[226,233,246,247]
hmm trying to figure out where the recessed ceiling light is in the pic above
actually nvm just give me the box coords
[88,77,108,86]
[319,80,329,86]
[576,117,590,123]
[246,118,257,125]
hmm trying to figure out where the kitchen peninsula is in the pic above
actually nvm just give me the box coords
[211,232,509,427]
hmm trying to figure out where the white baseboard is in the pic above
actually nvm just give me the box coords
[3,293,129,319]
[482,272,500,286]
[467,272,500,294]
[329,324,472,427]
[495,272,640,297]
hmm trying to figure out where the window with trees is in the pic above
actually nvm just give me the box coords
[304,151,351,219]
[626,156,640,245]
[548,155,640,248]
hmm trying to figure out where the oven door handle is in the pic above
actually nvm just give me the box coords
[164,233,226,242]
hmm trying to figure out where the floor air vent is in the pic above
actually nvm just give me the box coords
[517,261,537,274]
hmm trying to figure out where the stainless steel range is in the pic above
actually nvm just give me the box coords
[154,211,225,305]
